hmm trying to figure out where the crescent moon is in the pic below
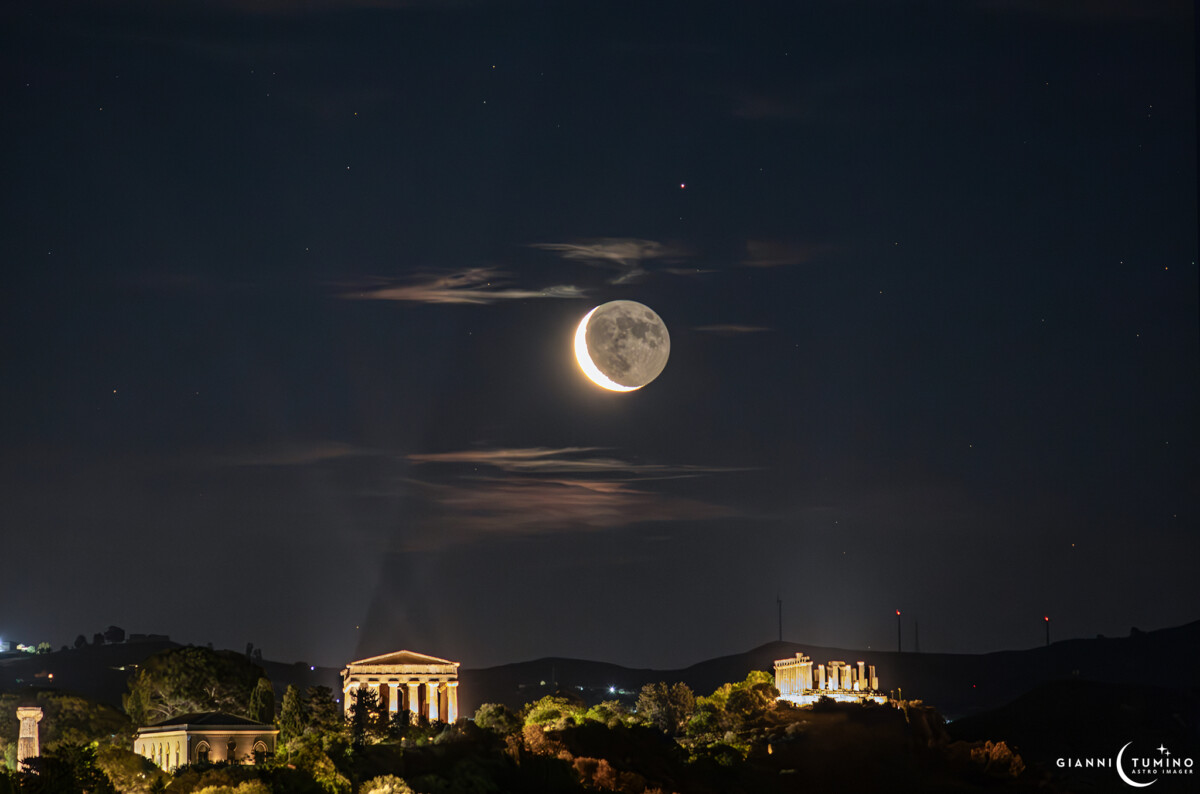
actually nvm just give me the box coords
[1116,742,1156,788]
[574,307,640,392]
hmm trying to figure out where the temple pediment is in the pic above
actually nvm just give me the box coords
[348,649,458,668]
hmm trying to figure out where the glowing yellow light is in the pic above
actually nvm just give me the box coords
[574,307,639,392]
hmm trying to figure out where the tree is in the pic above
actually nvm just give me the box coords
[726,681,775,722]
[103,626,126,644]
[636,682,695,735]
[685,671,778,740]
[194,782,270,794]
[523,696,585,729]
[582,700,629,728]
[348,686,381,748]
[304,686,341,734]
[248,677,274,723]
[93,633,105,647]
[95,747,169,794]
[360,774,414,794]
[278,685,306,744]
[74,635,88,650]
[474,703,521,734]
[18,743,116,794]
[387,708,410,739]
[123,646,268,726]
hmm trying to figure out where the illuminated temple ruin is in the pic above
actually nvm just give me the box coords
[774,653,888,705]
[341,650,460,723]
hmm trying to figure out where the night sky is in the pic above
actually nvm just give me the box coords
[2,0,1196,672]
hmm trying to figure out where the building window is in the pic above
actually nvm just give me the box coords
[196,741,210,764]
[227,739,238,762]
[253,741,268,765]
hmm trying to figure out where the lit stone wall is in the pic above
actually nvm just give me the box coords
[133,719,278,771]
[773,652,888,706]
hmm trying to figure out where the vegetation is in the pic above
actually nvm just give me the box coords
[1,657,1043,793]
[123,648,269,726]
[0,692,132,768]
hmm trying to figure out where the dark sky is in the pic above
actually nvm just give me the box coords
[2,0,1196,671]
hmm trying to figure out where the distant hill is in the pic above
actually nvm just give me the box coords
[0,640,344,710]
[456,621,1200,718]
[3,620,1197,727]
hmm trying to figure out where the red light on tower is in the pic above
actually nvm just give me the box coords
[1044,615,1050,647]
[896,610,901,616]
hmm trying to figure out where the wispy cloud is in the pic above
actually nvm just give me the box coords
[339,268,585,305]
[408,446,744,475]
[662,267,718,277]
[531,238,688,284]
[402,445,748,541]
[693,324,769,334]
[408,476,725,538]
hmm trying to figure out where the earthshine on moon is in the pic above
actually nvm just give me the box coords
[574,300,670,391]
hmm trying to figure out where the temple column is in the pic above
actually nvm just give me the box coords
[407,683,420,720]
[388,683,400,713]
[426,682,440,721]
[447,681,459,722]
[16,707,43,772]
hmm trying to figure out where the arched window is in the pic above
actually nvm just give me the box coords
[196,740,210,764]
[253,740,268,765]
[227,738,238,762]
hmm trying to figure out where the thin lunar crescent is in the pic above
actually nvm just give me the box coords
[575,308,638,391]
[573,301,670,392]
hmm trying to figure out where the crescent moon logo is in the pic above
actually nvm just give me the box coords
[574,307,640,392]
[1116,742,1156,788]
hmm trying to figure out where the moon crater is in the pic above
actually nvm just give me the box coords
[575,300,670,391]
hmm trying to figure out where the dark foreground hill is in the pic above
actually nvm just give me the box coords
[949,680,1200,792]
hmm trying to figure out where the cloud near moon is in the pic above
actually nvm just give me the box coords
[340,268,585,304]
